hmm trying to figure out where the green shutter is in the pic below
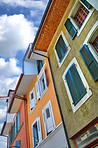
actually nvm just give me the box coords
[65,19,77,39]
[79,45,98,81]
[15,140,21,148]
[65,64,86,105]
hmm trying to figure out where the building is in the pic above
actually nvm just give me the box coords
[1,88,28,148]
[28,0,98,147]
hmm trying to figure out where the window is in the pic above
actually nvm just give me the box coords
[15,111,20,136]
[30,88,36,111]
[65,0,93,38]
[54,31,71,67]
[15,140,21,148]
[80,21,98,81]
[36,68,48,100]
[42,100,55,136]
[74,4,89,28]
[9,133,10,148]
[79,45,98,81]
[32,117,42,148]
[37,60,45,74]
[63,57,92,112]
[75,124,98,148]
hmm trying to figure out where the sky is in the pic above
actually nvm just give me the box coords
[0,0,48,147]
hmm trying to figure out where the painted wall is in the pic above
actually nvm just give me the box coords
[9,100,28,148]
[26,58,62,148]
[47,0,98,147]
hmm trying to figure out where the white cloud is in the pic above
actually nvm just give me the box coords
[0,58,21,76]
[0,107,7,124]
[0,14,37,57]
[0,0,48,10]
[0,76,19,96]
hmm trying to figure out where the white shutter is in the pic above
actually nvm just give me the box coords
[37,117,42,143]
[45,104,54,134]
[43,69,48,88]
[30,88,36,110]
[35,81,40,100]
[42,108,47,136]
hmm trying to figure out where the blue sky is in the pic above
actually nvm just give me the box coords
[0,0,48,147]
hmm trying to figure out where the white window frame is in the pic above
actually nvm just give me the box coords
[83,21,98,63]
[42,100,55,137]
[62,57,92,113]
[69,0,94,36]
[29,87,36,113]
[54,31,71,68]
[36,68,48,100]
[32,117,42,148]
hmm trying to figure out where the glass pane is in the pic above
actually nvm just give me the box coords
[59,35,68,54]
[55,41,62,61]
[89,61,98,81]
[65,19,72,31]
[76,125,98,148]
[70,27,75,38]
[46,108,50,118]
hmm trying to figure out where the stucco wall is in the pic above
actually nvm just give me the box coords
[26,58,62,148]
[47,0,98,147]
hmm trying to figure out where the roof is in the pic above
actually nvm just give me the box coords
[28,0,70,58]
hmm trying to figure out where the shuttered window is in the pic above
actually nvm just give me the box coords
[32,117,42,148]
[65,19,77,40]
[17,111,20,131]
[11,125,13,143]
[65,64,87,105]
[42,101,55,136]
[30,88,36,110]
[79,44,98,81]
[80,0,92,9]
[55,35,68,62]
[15,140,21,148]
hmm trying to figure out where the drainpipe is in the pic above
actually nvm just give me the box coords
[30,51,71,148]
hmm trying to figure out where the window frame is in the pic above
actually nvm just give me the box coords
[54,31,71,68]
[32,117,42,148]
[62,57,92,113]
[42,100,55,136]
[68,0,94,36]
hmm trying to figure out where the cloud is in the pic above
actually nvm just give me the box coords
[0,0,48,10]
[0,58,21,76]
[0,76,19,96]
[0,14,37,57]
[0,107,7,124]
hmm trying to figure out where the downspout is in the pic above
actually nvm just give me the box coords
[30,51,71,148]
[24,97,30,148]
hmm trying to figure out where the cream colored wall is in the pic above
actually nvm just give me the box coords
[47,0,98,147]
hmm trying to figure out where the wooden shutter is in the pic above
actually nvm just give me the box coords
[15,140,21,148]
[65,19,77,40]
[30,88,36,110]
[11,125,13,143]
[15,116,17,136]
[17,111,20,131]
[37,117,42,143]
[79,44,98,81]
[45,103,54,134]
[80,0,92,9]
[36,81,41,100]
[65,64,87,105]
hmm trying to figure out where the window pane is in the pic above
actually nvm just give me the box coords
[31,93,34,100]
[92,36,98,53]
[33,123,38,148]
[55,42,62,61]
[59,35,68,55]
[89,61,98,81]
[46,108,50,118]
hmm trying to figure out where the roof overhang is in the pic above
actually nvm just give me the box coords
[1,121,11,135]
[28,0,70,58]
[8,74,36,113]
